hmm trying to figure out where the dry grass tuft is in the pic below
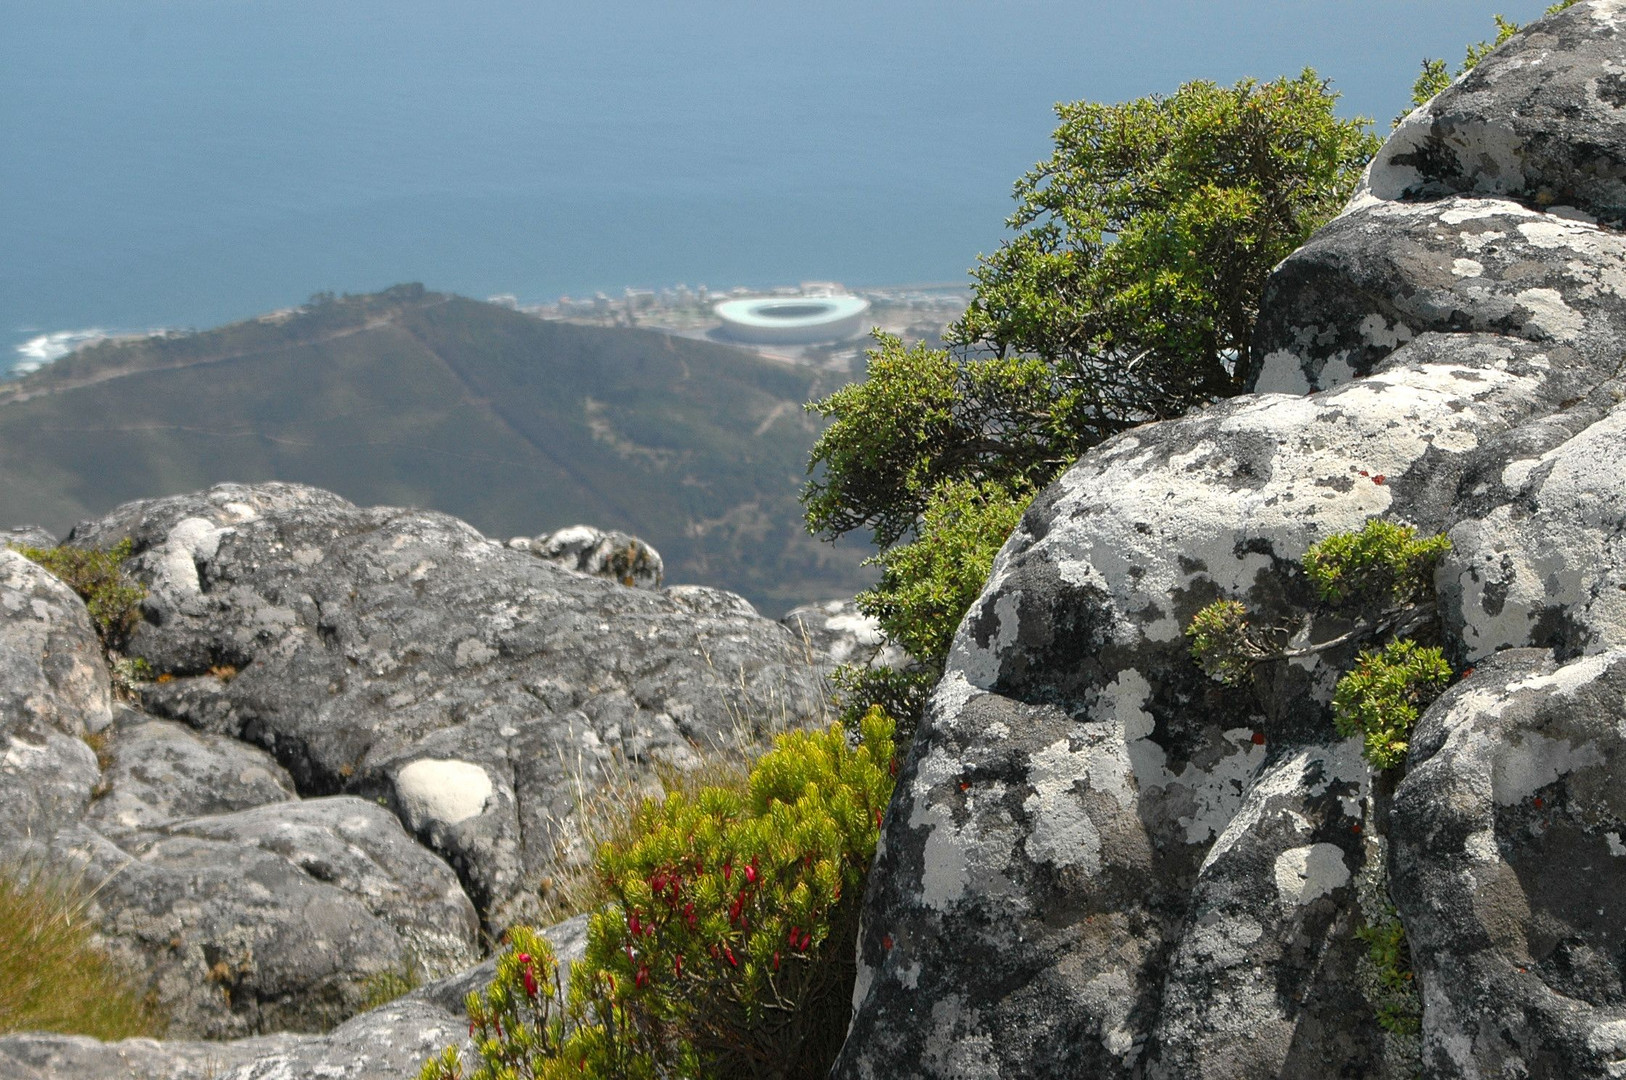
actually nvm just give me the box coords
[0,861,164,1040]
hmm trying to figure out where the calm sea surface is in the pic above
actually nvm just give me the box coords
[2,1,1552,369]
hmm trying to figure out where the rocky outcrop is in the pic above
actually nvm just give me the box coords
[781,598,911,670]
[0,483,831,1042]
[515,523,664,589]
[834,4,1626,1078]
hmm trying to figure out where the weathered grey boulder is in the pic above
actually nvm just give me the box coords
[835,4,1626,1077]
[55,794,479,1039]
[781,598,911,669]
[517,523,664,589]
[4,525,58,550]
[62,482,825,933]
[83,708,297,835]
[0,549,108,863]
[1369,0,1626,223]
[0,915,590,1080]
[1392,648,1626,1079]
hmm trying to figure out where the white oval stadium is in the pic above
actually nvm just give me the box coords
[714,294,870,345]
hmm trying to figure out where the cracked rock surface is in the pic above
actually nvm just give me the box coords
[834,4,1626,1077]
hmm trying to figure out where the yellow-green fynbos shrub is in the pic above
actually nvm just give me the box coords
[421,708,897,1080]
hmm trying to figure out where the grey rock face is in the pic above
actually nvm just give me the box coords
[64,481,825,931]
[520,523,664,589]
[4,525,58,550]
[1368,1,1626,224]
[1392,649,1626,1079]
[834,4,1626,1078]
[62,795,479,1039]
[83,709,296,836]
[781,598,912,670]
[0,549,108,863]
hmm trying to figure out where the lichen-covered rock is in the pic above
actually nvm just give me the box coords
[0,548,109,863]
[62,481,826,931]
[57,795,479,1038]
[1369,0,1626,223]
[781,598,911,669]
[82,708,297,836]
[1391,648,1626,1079]
[4,525,58,550]
[834,4,1626,1077]
[520,523,664,589]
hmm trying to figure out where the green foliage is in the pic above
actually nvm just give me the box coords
[1407,3,1580,112]
[1185,599,1269,686]
[14,540,146,648]
[830,663,935,747]
[1356,907,1422,1037]
[0,862,163,1040]
[950,70,1378,436]
[422,710,897,1080]
[360,954,422,1011]
[1302,519,1451,611]
[1186,520,1455,769]
[806,74,1376,677]
[856,478,1030,665]
[1332,639,1452,770]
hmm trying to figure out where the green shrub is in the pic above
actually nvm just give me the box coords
[1356,907,1422,1037]
[1332,639,1452,770]
[423,708,897,1080]
[13,539,146,648]
[1301,520,1450,611]
[1186,519,1454,769]
[0,862,163,1040]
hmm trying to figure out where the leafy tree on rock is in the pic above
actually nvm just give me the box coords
[805,72,1379,686]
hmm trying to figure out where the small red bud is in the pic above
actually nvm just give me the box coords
[517,952,532,965]
[1251,731,1266,746]
[723,860,732,883]
[744,860,758,885]
[773,950,781,971]
[882,934,893,951]
[1372,474,1386,485]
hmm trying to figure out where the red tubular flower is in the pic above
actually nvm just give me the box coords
[673,954,683,977]
[723,945,738,967]
[684,902,697,930]
[723,859,732,883]
[635,965,651,988]
[744,859,759,885]
[628,911,642,938]
[522,967,539,998]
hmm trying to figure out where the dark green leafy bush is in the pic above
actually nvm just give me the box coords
[421,708,897,1080]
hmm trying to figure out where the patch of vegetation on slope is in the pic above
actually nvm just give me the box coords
[0,285,871,614]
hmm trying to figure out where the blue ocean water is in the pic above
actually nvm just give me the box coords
[2,1,1552,369]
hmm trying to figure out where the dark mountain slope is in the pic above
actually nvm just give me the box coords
[0,285,870,613]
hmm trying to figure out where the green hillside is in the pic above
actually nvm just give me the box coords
[0,285,871,615]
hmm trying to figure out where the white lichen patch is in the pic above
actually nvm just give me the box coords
[1514,287,1585,341]
[1491,732,1605,806]
[157,517,231,596]
[1452,258,1486,277]
[395,759,493,829]
[1607,832,1626,858]
[1023,739,1102,873]
[1273,843,1351,905]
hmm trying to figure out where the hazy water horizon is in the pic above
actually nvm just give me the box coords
[4,0,1561,371]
